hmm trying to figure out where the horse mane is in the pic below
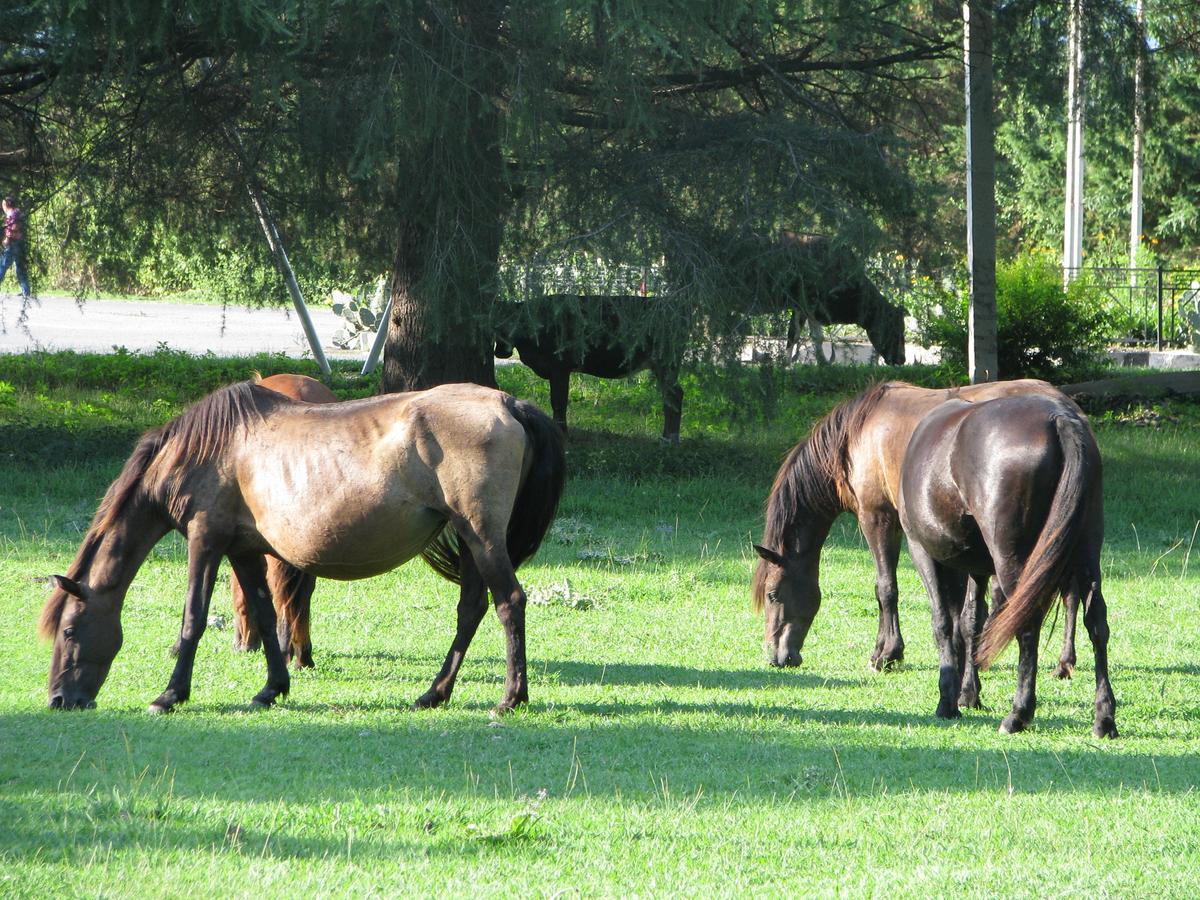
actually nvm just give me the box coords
[38,381,282,639]
[751,381,893,610]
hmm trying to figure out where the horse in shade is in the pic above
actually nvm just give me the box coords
[898,392,1115,737]
[751,379,1082,687]
[41,381,565,714]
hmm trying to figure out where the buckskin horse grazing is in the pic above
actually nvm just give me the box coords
[230,373,337,668]
[751,379,1080,686]
[898,393,1116,737]
[40,381,565,714]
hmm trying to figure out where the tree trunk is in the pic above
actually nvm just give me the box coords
[379,0,506,394]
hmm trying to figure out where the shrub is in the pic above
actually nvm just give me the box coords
[915,253,1113,383]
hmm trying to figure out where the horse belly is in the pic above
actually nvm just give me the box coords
[261,501,446,580]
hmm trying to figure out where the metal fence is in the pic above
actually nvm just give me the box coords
[1065,266,1200,349]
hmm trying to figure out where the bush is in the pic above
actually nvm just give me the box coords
[915,253,1113,383]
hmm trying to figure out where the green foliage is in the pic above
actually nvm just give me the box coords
[915,253,1114,383]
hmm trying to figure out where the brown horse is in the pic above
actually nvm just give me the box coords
[751,379,1079,678]
[40,381,565,714]
[229,373,337,668]
[898,393,1116,737]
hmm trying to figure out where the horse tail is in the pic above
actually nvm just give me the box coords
[420,395,566,584]
[502,395,567,569]
[976,414,1096,669]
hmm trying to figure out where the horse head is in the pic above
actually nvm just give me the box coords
[752,544,822,667]
[865,285,906,365]
[42,575,123,709]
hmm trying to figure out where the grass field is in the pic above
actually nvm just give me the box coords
[1,352,1198,897]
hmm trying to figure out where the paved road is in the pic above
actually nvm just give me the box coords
[0,292,362,360]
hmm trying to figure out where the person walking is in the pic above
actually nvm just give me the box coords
[0,195,31,300]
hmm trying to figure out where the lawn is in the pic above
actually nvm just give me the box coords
[1,352,1198,897]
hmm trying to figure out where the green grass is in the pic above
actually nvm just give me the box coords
[1,352,1199,896]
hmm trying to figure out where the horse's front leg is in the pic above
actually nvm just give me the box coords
[1052,591,1079,679]
[548,369,570,434]
[861,512,904,670]
[652,361,683,444]
[150,531,224,714]
[228,554,291,708]
[414,548,488,709]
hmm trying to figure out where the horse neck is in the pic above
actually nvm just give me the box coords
[84,497,171,611]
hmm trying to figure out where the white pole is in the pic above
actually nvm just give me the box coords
[1064,0,1086,282]
[1130,0,1146,271]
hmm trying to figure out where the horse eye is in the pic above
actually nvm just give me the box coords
[766,590,779,604]
[63,627,75,639]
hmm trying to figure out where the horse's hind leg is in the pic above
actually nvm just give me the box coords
[652,361,683,444]
[1080,578,1118,738]
[957,575,988,709]
[1052,591,1079,679]
[226,553,291,709]
[414,550,488,710]
[231,569,263,653]
[999,616,1046,735]
[909,543,967,719]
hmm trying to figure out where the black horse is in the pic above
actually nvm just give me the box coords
[495,294,685,442]
[767,232,906,366]
[898,393,1117,737]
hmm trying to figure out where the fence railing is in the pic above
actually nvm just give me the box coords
[1065,266,1200,350]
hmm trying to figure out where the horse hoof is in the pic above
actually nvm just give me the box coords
[999,715,1028,735]
[1052,661,1075,680]
[148,702,172,715]
[413,691,445,710]
[935,704,962,720]
[1093,718,1119,739]
[957,692,981,710]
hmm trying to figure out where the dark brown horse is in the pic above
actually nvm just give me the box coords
[495,294,685,441]
[40,381,565,714]
[898,393,1116,737]
[231,373,337,667]
[751,379,1078,678]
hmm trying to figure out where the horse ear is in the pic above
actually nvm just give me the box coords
[753,545,786,567]
[51,575,84,598]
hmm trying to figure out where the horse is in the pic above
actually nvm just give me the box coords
[40,380,565,714]
[898,393,1116,737]
[495,294,685,442]
[229,373,337,668]
[751,379,1080,680]
[771,232,906,367]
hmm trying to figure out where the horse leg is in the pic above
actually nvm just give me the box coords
[909,544,966,719]
[549,369,570,433]
[862,512,904,670]
[231,568,262,653]
[150,534,223,714]
[957,575,988,709]
[1052,591,1079,679]
[414,550,488,709]
[225,554,291,708]
[282,568,317,670]
[653,361,683,444]
[999,615,1046,734]
[1079,578,1118,738]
